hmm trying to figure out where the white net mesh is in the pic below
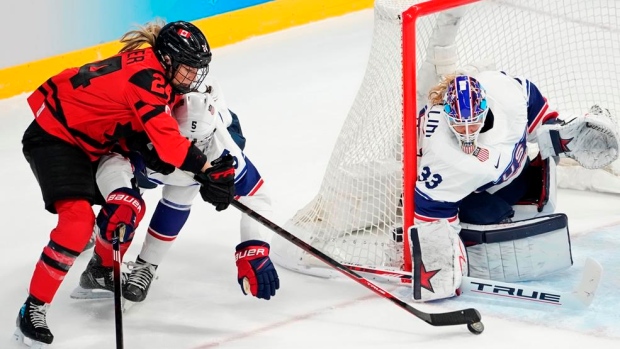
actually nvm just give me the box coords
[271,0,620,277]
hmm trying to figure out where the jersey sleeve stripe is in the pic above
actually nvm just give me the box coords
[414,213,458,223]
[134,101,167,124]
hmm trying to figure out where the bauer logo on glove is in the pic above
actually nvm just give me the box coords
[106,192,143,214]
[234,240,280,300]
[235,246,267,259]
[97,187,146,243]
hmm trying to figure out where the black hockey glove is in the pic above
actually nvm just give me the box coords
[142,146,175,175]
[126,132,175,175]
[194,154,236,211]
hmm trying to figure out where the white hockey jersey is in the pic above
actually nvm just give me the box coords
[415,71,557,223]
[96,86,271,242]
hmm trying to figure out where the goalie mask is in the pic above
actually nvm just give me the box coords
[172,92,217,150]
[443,75,489,154]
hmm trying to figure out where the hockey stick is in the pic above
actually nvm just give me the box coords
[345,258,603,309]
[113,224,125,349]
[230,200,484,334]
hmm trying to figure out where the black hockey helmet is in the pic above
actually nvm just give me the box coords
[155,21,212,94]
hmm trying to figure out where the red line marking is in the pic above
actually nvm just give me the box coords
[190,292,381,348]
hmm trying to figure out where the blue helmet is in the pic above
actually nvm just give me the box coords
[442,75,488,151]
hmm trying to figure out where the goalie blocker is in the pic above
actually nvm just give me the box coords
[410,213,572,302]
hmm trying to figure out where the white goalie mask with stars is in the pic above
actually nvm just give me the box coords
[172,92,217,151]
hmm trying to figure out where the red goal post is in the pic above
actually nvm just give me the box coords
[402,0,481,272]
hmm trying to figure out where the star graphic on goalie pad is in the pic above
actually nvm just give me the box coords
[559,136,573,152]
[419,262,441,292]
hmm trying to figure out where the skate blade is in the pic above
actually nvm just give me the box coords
[70,286,113,300]
[12,328,48,348]
[121,297,137,313]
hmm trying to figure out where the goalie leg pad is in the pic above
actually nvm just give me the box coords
[461,213,572,282]
[409,220,467,302]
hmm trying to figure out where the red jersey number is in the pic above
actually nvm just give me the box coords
[150,73,167,96]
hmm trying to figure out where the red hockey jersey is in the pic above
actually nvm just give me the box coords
[27,47,203,170]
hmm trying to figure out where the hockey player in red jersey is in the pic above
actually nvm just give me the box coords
[14,20,235,348]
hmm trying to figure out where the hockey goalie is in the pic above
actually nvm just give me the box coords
[411,9,620,302]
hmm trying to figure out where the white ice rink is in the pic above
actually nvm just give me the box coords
[1,9,619,349]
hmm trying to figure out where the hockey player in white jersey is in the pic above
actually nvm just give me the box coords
[410,10,619,303]
[74,77,279,303]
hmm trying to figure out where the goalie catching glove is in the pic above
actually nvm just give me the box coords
[536,105,620,169]
[235,240,280,300]
[194,154,235,211]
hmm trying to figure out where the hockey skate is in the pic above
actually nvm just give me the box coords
[70,252,126,299]
[122,256,158,311]
[13,296,53,349]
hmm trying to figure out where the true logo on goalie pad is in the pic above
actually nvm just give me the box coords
[467,281,561,303]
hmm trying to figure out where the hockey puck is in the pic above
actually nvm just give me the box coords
[467,321,484,334]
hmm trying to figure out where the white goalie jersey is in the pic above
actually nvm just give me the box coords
[415,70,553,224]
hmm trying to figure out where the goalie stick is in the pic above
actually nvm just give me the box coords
[345,258,603,309]
[230,200,484,334]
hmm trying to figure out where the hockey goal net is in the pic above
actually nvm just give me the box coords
[271,0,620,279]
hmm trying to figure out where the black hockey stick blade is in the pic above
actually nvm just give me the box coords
[230,200,483,334]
